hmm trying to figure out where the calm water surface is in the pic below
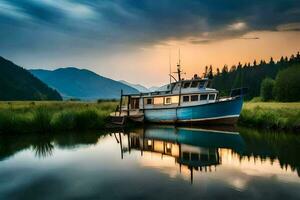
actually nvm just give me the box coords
[0,126,300,200]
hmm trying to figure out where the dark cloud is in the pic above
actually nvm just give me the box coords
[240,37,260,40]
[0,0,299,57]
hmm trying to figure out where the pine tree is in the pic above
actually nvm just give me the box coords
[269,57,275,65]
[230,65,237,72]
[203,66,208,78]
[222,65,228,74]
[253,60,257,67]
[216,68,220,76]
[208,65,213,79]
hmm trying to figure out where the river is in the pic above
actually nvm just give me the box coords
[0,126,299,199]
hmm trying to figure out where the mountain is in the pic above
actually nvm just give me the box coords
[119,80,150,93]
[30,68,139,100]
[148,86,160,92]
[0,56,62,101]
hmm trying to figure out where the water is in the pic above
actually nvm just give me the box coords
[0,126,299,200]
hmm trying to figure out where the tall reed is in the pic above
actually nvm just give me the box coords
[0,101,117,134]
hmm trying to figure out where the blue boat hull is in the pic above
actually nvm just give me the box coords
[144,97,243,125]
[142,126,245,153]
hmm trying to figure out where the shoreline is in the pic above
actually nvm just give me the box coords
[0,101,299,134]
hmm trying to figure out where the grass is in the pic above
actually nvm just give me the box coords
[0,101,118,134]
[239,102,300,130]
[1,101,299,134]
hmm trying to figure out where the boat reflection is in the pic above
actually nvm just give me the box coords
[115,125,245,183]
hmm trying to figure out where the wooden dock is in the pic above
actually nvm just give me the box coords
[109,110,144,126]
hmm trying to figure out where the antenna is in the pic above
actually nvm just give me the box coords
[177,48,182,81]
[169,49,172,85]
[178,48,181,66]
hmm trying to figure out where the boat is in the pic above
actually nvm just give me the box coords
[111,57,246,125]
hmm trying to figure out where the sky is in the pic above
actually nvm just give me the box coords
[0,0,300,87]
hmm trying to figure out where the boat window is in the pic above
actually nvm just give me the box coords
[191,95,199,101]
[171,96,179,104]
[183,82,191,88]
[183,95,190,102]
[191,153,199,161]
[209,94,216,100]
[190,81,199,88]
[199,80,206,88]
[200,94,208,101]
[145,98,153,105]
[173,83,181,91]
[182,152,190,160]
[154,97,164,105]
[164,97,172,104]
[201,154,209,161]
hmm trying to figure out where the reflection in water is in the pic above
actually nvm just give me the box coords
[32,140,54,158]
[238,127,300,177]
[29,135,54,159]
[116,126,245,183]
[0,127,300,199]
[115,126,300,183]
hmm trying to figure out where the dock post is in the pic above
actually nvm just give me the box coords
[119,90,123,116]
[127,95,130,116]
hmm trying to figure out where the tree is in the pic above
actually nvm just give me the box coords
[230,65,236,72]
[216,68,220,76]
[212,52,300,101]
[222,65,228,74]
[237,62,242,69]
[259,60,266,65]
[279,56,284,64]
[203,66,208,78]
[253,60,257,67]
[269,57,275,65]
[273,64,300,102]
[208,65,213,79]
[260,78,275,101]
[285,56,288,62]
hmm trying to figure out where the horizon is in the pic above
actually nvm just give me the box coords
[12,51,300,89]
[1,0,300,87]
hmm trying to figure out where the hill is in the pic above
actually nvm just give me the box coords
[0,57,62,101]
[119,80,150,93]
[30,68,139,100]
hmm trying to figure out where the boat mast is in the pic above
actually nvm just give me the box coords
[169,50,172,85]
[176,49,182,81]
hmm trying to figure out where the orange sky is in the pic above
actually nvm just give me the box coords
[92,31,299,87]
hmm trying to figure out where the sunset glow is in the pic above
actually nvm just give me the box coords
[1,0,300,87]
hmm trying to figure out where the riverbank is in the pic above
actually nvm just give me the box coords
[1,101,299,134]
[0,101,118,134]
[239,102,300,131]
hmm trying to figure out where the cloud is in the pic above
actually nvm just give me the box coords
[240,37,260,40]
[277,23,300,31]
[0,0,299,55]
[0,1,31,20]
[227,22,248,31]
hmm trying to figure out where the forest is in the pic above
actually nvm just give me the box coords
[204,52,300,101]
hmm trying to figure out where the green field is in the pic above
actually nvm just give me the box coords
[0,101,118,133]
[0,101,299,134]
[240,102,300,130]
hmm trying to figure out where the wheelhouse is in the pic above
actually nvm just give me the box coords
[118,78,220,113]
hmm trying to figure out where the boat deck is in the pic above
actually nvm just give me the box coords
[110,110,144,125]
